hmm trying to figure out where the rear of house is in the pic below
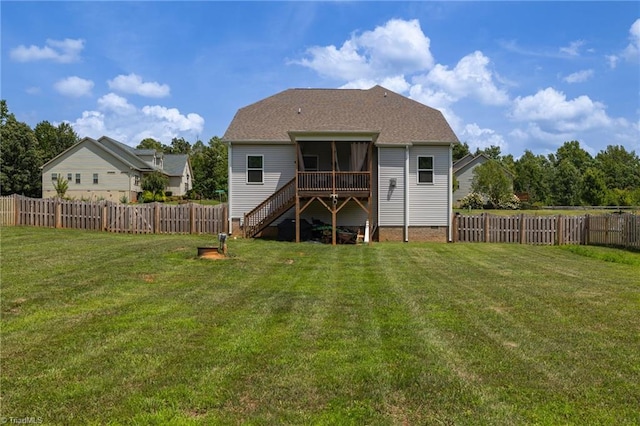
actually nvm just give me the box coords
[223,85,459,243]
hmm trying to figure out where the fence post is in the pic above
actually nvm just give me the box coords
[519,213,525,244]
[102,203,108,231]
[55,199,62,229]
[452,213,458,243]
[556,214,564,245]
[14,194,20,225]
[223,203,229,234]
[584,214,590,245]
[483,213,489,243]
[190,203,196,234]
[154,203,160,234]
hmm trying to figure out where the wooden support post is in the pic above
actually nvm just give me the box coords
[332,202,337,246]
[295,196,300,243]
[14,194,20,226]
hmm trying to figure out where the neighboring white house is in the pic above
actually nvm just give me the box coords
[41,136,192,202]
[222,85,460,243]
[453,153,514,206]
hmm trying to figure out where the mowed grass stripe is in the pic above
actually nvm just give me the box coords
[1,227,638,424]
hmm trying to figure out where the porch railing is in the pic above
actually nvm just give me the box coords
[297,171,370,192]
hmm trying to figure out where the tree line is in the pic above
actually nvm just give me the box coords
[454,140,640,207]
[0,100,228,200]
[2,99,638,206]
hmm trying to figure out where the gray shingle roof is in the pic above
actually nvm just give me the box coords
[162,154,189,176]
[223,85,459,144]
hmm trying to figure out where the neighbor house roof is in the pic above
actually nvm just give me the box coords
[162,154,190,177]
[454,153,515,178]
[223,85,459,145]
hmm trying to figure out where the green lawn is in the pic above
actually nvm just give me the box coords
[1,227,639,425]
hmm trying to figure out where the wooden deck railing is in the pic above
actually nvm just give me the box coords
[243,178,296,238]
[297,171,370,192]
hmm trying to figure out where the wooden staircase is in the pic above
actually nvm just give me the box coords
[243,178,296,238]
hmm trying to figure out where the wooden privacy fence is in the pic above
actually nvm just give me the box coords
[0,195,227,235]
[453,213,640,249]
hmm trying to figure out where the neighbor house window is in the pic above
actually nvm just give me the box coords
[93,173,99,184]
[134,175,140,186]
[75,173,81,184]
[247,155,263,184]
[303,155,319,171]
[417,156,434,184]
[67,173,72,181]
[51,173,58,181]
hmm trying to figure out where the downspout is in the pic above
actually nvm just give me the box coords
[404,144,409,242]
[227,143,233,235]
[448,144,453,242]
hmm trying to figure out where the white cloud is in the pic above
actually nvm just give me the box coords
[68,95,204,145]
[511,87,612,133]
[107,73,170,98]
[54,76,94,97]
[460,123,507,152]
[559,40,585,56]
[606,54,619,69]
[10,38,84,63]
[417,51,510,106]
[296,18,433,81]
[97,93,136,115]
[340,75,410,93]
[141,105,205,132]
[622,18,640,62]
[563,69,594,83]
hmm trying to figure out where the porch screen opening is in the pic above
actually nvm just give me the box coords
[247,155,264,184]
[303,155,318,171]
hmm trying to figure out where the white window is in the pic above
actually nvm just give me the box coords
[417,156,434,184]
[67,173,72,181]
[247,155,263,184]
[51,173,58,181]
[75,173,81,184]
[93,173,99,184]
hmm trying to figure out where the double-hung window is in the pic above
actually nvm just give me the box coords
[93,173,99,184]
[417,156,434,184]
[75,173,81,184]
[247,155,263,184]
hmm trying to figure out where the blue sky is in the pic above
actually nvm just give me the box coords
[2,1,638,158]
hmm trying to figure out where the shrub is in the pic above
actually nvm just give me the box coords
[141,190,155,203]
[460,192,484,209]
[498,194,521,210]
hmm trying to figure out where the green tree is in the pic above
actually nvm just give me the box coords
[453,141,470,162]
[581,167,607,206]
[167,137,191,155]
[554,140,593,174]
[0,101,42,197]
[594,145,640,191]
[471,160,512,208]
[475,145,502,161]
[34,121,78,163]
[513,150,551,204]
[551,160,582,206]
[190,136,227,199]
[137,138,164,151]
[53,175,69,198]
[141,170,168,199]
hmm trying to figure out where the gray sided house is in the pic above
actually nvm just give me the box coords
[453,153,514,206]
[41,136,192,202]
[223,85,459,243]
